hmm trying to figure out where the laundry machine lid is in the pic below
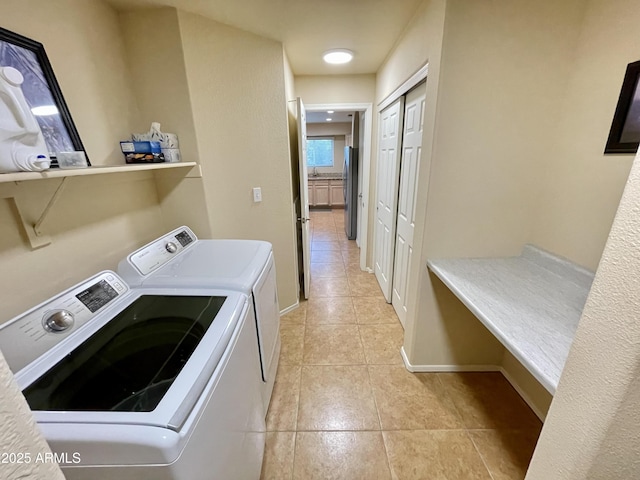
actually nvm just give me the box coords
[120,231,273,292]
[15,287,248,432]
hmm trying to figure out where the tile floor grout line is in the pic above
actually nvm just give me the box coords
[267,209,539,478]
[467,430,497,480]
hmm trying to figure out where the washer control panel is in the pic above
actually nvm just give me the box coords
[0,271,128,373]
[128,226,198,276]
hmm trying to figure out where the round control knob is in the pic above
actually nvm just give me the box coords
[166,241,178,253]
[43,310,74,333]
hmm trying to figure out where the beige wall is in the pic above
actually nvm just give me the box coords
[525,0,640,474]
[177,11,299,309]
[380,0,587,416]
[530,0,638,270]
[295,75,376,105]
[527,150,640,479]
[0,0,162,475]
[119,8,212,237]
[0,0,172,321]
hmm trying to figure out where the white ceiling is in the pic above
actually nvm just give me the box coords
[107,0,423,75]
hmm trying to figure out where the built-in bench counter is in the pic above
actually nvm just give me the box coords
[427,245,594,394]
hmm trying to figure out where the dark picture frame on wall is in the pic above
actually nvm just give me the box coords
[0,26,89,165]
[605,60,640,154]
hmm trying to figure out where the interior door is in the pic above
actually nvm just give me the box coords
[392,82,426,327]
[373,97,404,302]
[296,98,312,299]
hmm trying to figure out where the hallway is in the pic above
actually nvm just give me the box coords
[261,209,542,479]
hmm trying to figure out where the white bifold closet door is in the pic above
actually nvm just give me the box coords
[374,97,405,301]
[391,83,426,327]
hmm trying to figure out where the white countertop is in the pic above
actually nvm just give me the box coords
[427,245,594,394]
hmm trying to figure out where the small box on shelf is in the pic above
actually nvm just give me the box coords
[120,141,165,164]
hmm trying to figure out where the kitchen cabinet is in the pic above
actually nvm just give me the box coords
[330,180,344,206]
[308,177,344,207]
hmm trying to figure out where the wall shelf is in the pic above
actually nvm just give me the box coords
[427,245,594,394]
[1,161,201,249]
[0,161,200,184]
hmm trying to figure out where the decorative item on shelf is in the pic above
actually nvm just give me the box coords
[119,140,165,164]
[605,59,640,154]
[56,151,88,169]
[0,66,49,173]
[0,26,89,167]
[132,122,181,163]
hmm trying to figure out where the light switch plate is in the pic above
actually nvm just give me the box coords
[253,187,262,202]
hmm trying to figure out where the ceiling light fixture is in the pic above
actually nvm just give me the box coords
[327,110,334,113]
[326,118,332,122]
[323,49,353,65]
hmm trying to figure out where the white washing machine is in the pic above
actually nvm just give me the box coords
[118,226,281,414]
[0,271,264,480]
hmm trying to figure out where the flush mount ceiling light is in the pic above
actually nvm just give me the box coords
[326,118,333,122]
[323,49,353,65]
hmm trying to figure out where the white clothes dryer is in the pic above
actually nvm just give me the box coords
[118,226,281,414]
[0,271,265,480]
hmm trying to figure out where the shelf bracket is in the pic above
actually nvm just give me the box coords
[11,177,69,249]
[33,177,68,237]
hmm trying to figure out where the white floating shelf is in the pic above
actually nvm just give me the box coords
[427,245,594,394]
[0,162,200,183]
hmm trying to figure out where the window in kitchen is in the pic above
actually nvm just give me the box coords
[306,137,334,167]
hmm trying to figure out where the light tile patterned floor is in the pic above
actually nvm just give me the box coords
[261,209,542,479]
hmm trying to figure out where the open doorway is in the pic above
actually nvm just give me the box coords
[304,103,373,272]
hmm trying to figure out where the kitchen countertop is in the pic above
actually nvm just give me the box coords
[427,245,594,394]
[308,174,343,180]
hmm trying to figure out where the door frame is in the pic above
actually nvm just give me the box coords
[306,103,373,271]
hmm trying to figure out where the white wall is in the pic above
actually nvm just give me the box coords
[177,11,299,309]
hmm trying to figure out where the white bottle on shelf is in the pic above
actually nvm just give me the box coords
[0,66,50,173]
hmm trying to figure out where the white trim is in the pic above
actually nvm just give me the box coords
[500,366,547,421]
[400,347,546,421]
[400,347,498,372]
[378,64,429,111]
[280,301,300,316]
[306,103,373,272]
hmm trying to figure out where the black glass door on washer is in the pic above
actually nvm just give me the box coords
[23,295,226,413]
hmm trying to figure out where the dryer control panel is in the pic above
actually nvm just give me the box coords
[126,226,198,277]
[0,271,129,373]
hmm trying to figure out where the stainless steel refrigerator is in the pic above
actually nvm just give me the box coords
[343,145,358,240]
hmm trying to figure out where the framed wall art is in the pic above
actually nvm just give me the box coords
[605,60,640,154]
[0,26,89,165]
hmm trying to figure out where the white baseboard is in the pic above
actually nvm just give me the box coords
[280,301,299,316]
[400,347,498,373]
[400,347,546,421]
[499,367,547,421]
